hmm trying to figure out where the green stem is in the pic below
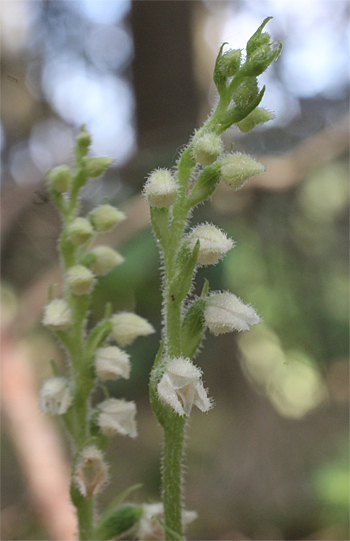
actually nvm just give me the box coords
[162,416,186,540]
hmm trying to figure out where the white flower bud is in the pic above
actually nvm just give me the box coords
[89,204,126,232]
[73,446,109,498]
[66,265,95,295]
[43,299,72,331]
[204,291,260,334]
[144,169,178,208]
[39,377,72,415]
[97,398,137,438]
[85,156,113,177]
[193,133,224,166]
[188,224,234,265]
[136,503,197,541]
[236,107,275,133]
[46,165,71,193]
[88,246,124,275]
[95,346,131,380]
[157,358,212,417]
[110,312,155,347]
[66,217,94,246]
[220,153,266,189]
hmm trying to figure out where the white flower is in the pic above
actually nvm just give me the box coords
[144,169,178,208]
[66,265,95,295]
[42,299,72,331]
[111,312,155,347]
[97,398,137,438]
[204,291,260,334]
[188,224,234,265]
[95,346,131,380]
[39,377,72,415]
[157,358,212,417]
[136,503,197,541]
[88,246,124,275]
[73,445,109,498]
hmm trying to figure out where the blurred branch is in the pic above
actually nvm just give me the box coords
[248,115,349,190]
[1,327,77,540]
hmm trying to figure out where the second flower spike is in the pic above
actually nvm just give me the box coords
[157,358,212,417]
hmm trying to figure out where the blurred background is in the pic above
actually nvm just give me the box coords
[1,1,349,540]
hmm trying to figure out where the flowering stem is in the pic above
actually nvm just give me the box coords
[162,416,186,540]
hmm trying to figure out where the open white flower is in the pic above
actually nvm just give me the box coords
[39,377,72,415]
[95,346,131,380]
[136,503,197,541]
[73,445,109,498]
[157,358,212,417]
[188,224,234,265]
[204,291,260,334]
[111,312,155,347]
[97,398,137,438]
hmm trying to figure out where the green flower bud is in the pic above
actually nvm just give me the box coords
[220,153,266,189]
[88,246,124,275]
[193,133,224,166]
[144,169,178,208]
[46,165,71,193]
[89,205,126,232]
[76,127,92,156]
[66,265,95,295]
[243,18,282,77]
[233,77,258,109]
[216,48,241,78]
[66,217,94,246]
[236,107,275,132]
[85,157,113,178]
[246,17,272,56]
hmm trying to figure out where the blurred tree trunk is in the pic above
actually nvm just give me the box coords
[130,0,198,150]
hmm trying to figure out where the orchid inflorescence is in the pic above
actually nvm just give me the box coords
[39,17,281,541]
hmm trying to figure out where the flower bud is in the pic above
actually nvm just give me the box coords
[236,107,275,133]
[220,153,266,189]
[85,157,113,178]
[43,299,72,331]
[144,169,178,208]
[46,165,71,193]
[188,224,234,265]
[66,217,94,246]
[88,246,124,275]
[97,398,137,438]
[110,312,155,347]
[216,48,241,77]
[193,133,224,166]
[73,446,109,498]
[89,204,126,232]
[233,77,258,109]
[157,358,212,417]
[136,503,197,541]
[66,265,95,295]
[204,291,260,334]
[95,346,131,380]
[76,127,92,156]
[39,377,72,415]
